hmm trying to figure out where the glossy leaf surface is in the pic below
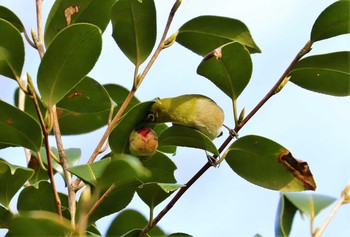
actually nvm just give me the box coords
[111,0,156,65]
[56,76,111,134]
[0,159,33,207]
[38,23,102,106]
[176,15,261,56]
[0,100,42,151]
[0,6,24,32]
[109,101,154,155]
[107,209,165,236]
[137,152,177,208]
[197,42,253,99]
[284,193,336,218]
[290,51,350,96]
[0,18,24,80]
[158,125,219,156]
[224,135,316,191]
[17,181,67,215]
[67,158,111,186]
[44,0,116,47]
[311,0,350,42]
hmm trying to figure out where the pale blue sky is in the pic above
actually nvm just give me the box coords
[0,0,349,236]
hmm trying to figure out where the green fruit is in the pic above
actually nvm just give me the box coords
[147,94,224,140]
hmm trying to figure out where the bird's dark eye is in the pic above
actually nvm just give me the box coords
[147,113,156,121]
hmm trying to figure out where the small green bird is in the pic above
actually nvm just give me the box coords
[146,94,224,140]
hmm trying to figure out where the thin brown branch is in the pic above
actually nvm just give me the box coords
[138,40,313,236]
[51,105,76,227]
[27,75,62,218]
[35,0,45,59]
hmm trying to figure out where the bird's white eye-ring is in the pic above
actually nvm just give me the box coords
[147,113,156,122]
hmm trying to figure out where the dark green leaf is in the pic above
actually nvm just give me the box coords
[106,209,165,237]
[275,193,298,237]
[109,101,154,154]
[18,181,57,213]
[0,100,42,151]
[137,183,177,209]
[167,233,193,237]
[44,0,116,47]
[158,125,219,156]
[0,204,12,229]
[38,23,102,106]
[0,6,25,32]
[87,183,139,225]
[98,154,150,189]
[111,0,156,65]
[224,135,316,191]
[104,84,140,112]
[311,0,350,42]
[58,76,111,113]
[290,51,350,96]
[56,76,111,134]
[0,18,24,80]
[67,158,111,186]
[0,159,33,207]
[137,152,178,208]
[197,42,253,99]
[8,211,74,236]
[176,15,261,56]
[284,193,336,218]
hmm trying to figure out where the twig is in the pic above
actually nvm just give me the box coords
[138,40,313,236]
[35,0,45,59]
[27,75,62,218]
[313,180,350,237]
[51,105,76,226]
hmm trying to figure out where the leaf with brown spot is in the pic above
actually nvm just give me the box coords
[224,135,316,191]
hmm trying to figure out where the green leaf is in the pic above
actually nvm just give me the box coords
[104,84,140,112]
[197,42,253,99]
[0,18,24,80]
[289,51,350,96]
[87,183,139,225]
[167,233,193,237]
[176,15,261,56]
[111,0,157,65]
[0,100,42,151]
[106,209,165,237]
[0,204,12,229]
[0,6,25,32]
[44,0,116,47]
[98,154,150,189]
[158,125,219,156]
[224,135,316,191]
[284,193,336,218]
[137,182,178,209]
[0,159,34,207]
[38,23,102,106]
[67,158,111,186]
[18,181,58,213]
[275,193,298,237]
[109,101,154,155]
[311,0,350,42]
[56,76,111,134]
[137,152,178,208]
[8,211,74,236]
